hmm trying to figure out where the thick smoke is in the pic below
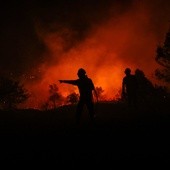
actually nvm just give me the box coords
[1,1,170,108]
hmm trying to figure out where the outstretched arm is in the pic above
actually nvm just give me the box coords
[59,80,78,85]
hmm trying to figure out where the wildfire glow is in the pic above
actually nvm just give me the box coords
[21,1,168,109]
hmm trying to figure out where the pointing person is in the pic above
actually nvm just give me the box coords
[59,68,98,125]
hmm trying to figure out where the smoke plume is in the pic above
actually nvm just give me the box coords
[1,0,170,108]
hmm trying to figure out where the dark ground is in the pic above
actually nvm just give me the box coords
[0,101,170,168]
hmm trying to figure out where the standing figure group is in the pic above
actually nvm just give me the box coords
[59,67,141,125]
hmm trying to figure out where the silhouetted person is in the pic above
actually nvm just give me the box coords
[122,68,138,108]
[59,68,98,125]
[135,69,155,104]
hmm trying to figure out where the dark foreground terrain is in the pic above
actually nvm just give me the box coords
[0,101,170,167]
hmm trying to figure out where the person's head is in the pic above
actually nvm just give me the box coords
[135,69,145,77]
[124,68,131,75]
[77,68,86,78]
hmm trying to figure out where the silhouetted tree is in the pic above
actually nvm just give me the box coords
[95,86,104,101]
[0,77,29,109]
[66,92,79,105]
[115,89,123,101]
[41,101,50,111]
[48,84,62,109]
[154,85,168,101]
[155,28,170,82]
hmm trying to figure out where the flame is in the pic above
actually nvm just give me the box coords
[21,2,165,109]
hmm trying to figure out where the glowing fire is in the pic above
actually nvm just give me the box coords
[22,2,164,109]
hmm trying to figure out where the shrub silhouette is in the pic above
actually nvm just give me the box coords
[48,84,63,109]
[0,77,29,109]
[66,92,79,105]
[95,86,104,101]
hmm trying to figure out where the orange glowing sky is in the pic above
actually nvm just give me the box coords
[2,0,169,109]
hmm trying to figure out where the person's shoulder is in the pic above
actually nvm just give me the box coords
[87,77,93,83]
[84,76,91,80]
[129,75,134,78]
[123,76,127,81]
[131,75,137,79]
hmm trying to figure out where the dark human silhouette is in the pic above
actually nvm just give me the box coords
[59,68,98,125]
[135,69,155,104]
[122,68,138,108]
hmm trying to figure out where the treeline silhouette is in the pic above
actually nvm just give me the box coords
[0,67,169,111]
[155,29,170,82]
[0,77,29,110]
[0,26,170,111]
[0,29,170,166]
